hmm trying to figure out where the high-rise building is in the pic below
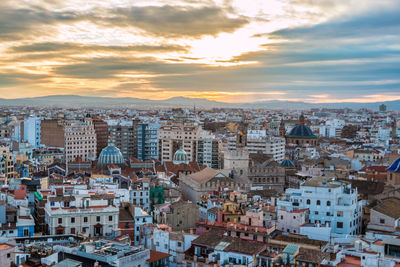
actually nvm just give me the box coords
[196,131,221,169]
[64,117,97,163]
[92,116,108,157]
[137,122,160,161]
[158,122,201,162]
[23,117,41,148]
[107,119,139,160]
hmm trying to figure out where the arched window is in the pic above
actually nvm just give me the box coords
[306,199,311,205]
[317,200,321,205]
[327,201,331,206]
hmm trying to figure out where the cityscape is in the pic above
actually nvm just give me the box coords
[1,0,400,267]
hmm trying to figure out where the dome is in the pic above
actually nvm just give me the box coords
[173,148,189,165]
[287,124,317,138]
[98,145,124,165]
[388,158,400,172]
[281,159,294,167]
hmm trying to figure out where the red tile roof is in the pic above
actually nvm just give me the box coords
[147,250,171,263]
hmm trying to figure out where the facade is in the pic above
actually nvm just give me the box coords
[155,201,199,231]
[223,149,249,176]
[108,119,139,160]
[277,208,308,234]
[137,122,160,161]
[367,197,400,233]
[64,117,97,163]
[248,158,286,191]
[40,119,65,148]
[44,193,119,237]
[130,179,150,212]
[196,131,221,169]
[180,167,250,203]
[158,122,201,163]
[92,116,108,158]
[230,136,286,162]
[23,117,41,148]
[278,177,362,241]
[0,146,14,179]
[131,206,153,246]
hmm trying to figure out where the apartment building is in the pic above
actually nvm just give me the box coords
[92,116,108,158]
[196,131,221,169]
[107,119,139,160]
[277,176,362,241]
[137,122,160,161]
[44,192,119,237]
[0,146,14,179]
[64,117,97,163]
[40,119,65,148]
[158,122,201,163]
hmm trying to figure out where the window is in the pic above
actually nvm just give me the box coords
[380,218,385,224]
[337,222,343,228]
[315,211,319,215]
[317,200,321,205]
[7,253,10,258]
[306,199,311,205]
[84,217,88,223]
[178,242,182,247]
[97,216,100,222]
[58,218,62,224]
[109,216,113,221]
[71,217,75,223]
[327,201,331,206]
[293,216,296,219]
[337,211,343,217]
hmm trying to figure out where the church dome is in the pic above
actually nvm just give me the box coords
[388,158,400,172]
[281,159,295,167]
[287,124,317,138]
[98,145,124,165]
[173,148,189,165]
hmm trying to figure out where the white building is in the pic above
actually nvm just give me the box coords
[132,206,152,246]
[277,177,362,242]
[23,117,41,148]
[44,192,119,237]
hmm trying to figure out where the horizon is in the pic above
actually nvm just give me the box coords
[1,1,400,103]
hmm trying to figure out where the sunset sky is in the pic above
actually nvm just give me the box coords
[1,0,400,103]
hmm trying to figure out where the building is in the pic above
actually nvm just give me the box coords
[137,122,160,162]
[277,208,308,234]
[367,197,400,233]
[92,116,108,157]
[248,155,286,191]
[108,119,139,160]
[0,146,14,179]
[154,201,199,231]
[180,167,250,203]
[97,145,125,167]
[23,116,41,148]
[158,122,201,163]
[196,131,221,169]
[40,119,65,148]
[130,179,150,212]
[387,158,400,186]
[44,191,119,237]
[223,149,249,176]
[131,206,152,246]
[285,115,318,146]
[277,177,362,241]
[64,117,97,163]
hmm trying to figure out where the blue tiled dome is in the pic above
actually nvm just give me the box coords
[388,158,400,172]
[281,159,295,167]
[287,124,317,138]
[173,148,189,165]
[98,145,124,165]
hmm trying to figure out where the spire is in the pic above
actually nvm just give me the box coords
[299,114,305,125]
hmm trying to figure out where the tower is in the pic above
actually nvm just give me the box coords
[279,120,286,137]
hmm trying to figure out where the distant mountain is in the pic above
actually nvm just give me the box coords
[0,95,399,110]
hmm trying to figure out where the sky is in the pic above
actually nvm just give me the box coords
[0,0,400,103]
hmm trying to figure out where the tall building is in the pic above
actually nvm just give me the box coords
[40,119,65,148]
[23,117,41,148]
[137,122,160,161]
[158,122,201,162]
[64,117,97,163]
[196,131,221,169]
[92,116,108,157]
[108,119,139,160]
